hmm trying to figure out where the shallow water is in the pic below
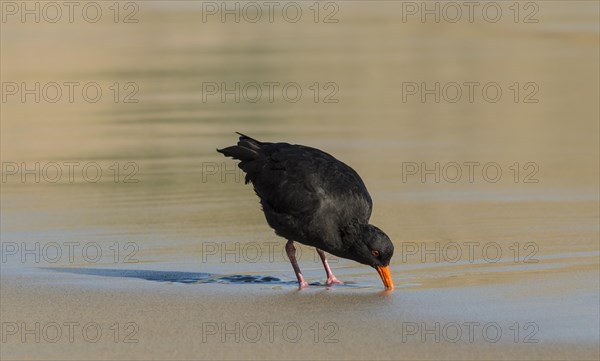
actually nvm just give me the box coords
[1,1,599,359]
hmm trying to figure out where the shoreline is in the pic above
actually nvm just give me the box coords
[2,267,598,360]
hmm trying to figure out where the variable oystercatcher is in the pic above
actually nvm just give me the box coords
[217,133,394,290]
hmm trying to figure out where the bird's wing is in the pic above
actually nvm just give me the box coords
[251,143,373,222]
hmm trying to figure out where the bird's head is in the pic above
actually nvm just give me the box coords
[343,224,394,289]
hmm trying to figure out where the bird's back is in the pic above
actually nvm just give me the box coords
[217,134,373,248]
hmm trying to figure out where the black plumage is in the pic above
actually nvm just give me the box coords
[217,133,394,289]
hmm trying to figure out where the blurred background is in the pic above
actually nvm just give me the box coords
[1,0,598,300]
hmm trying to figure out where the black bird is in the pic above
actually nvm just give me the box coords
[217,133,394,289]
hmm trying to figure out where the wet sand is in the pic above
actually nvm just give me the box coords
[2,267,598,360]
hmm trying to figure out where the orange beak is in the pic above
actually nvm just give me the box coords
[376,265,394,290]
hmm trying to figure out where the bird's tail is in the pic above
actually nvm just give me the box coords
[216,132,263,162]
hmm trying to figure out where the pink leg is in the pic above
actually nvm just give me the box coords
[316,248,343,285]
[285,241,309,289]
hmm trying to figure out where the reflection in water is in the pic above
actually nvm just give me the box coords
[43,267,363,288]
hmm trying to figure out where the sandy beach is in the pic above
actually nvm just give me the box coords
[2,265,598,360]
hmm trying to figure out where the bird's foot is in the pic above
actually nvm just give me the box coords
[326,276,343,286]
[298,281,309,289]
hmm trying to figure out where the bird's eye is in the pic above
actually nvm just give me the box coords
[371,250,380,257]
